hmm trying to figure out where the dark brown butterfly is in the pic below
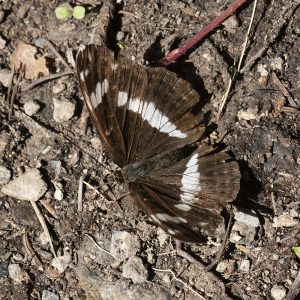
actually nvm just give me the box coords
[76,45,240,242]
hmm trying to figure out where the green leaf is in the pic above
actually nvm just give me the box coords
[292,247,300,258]
[55,7,70,20]
[73,6,86,20]
[117,42,125,50]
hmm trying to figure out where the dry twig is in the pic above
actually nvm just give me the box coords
[30,199,57,258]
[153,267,206,299]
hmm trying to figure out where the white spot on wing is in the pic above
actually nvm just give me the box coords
[180,153,200,202]
[117,91,128,107]
[101,79,108,96]
[79,71,85,81]
[129,98,141,112]
[174,203,191,211]
[116,94,187,138]
[111,63,118,71]
[156,213,187,224]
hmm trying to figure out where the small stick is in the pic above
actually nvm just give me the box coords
[78,171,86,212]
[84,233,114,257]
[160,0,247,66]
[30,199,57,258]
[286,268,300,300]
[218,0,258,118]
[205,211,234,271]
[79,103,90,135]
[21,70,74,92]
[8,66,24,120]
[153,267,205,299]
[271,72,298,108]
[240,2,300,73]
[44,39,72,71]
[23,232,43,270]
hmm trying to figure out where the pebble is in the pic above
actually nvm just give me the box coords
[52,82,66,94]
[0,10,4,23]
[42,290,59,300]
[110,231,139,262]
[0,166,11,185]
[239,259,251,273]
[0,133,9,156]
[270,285,286,300]
[0,36,6,50]
[51,253,72,273]
[53,97,75,123]
[24,100,40,116]
[8,263,30,283]
[122,256,148,283]
[1,168,47,201]
[234,209,260,228]
[223,15,239,33]
[0,68,13,87]
[273,212,298,228]
[53,182,64,201]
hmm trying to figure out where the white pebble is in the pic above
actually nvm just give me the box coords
[0,68,12,87]
[110,231,139,262]
[8,264,30,283]
[122,256,148,283]
[234,209,260,228]
[239,259,251,273]
[51,253,72,273]
[271,285,286,300]
[1,168,47,201]
[24,100,40,116]
[53,97,75,123]
[0,166,11,185]
[42,290,59,300]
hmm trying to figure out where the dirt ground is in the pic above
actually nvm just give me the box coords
[0,0,299,299]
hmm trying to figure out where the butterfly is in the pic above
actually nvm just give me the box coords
[76,44,240,242]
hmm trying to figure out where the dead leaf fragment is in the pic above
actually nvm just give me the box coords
[11,41,49,80]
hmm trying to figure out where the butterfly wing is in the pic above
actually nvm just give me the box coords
[130,146,240,242]
[76,45,205,167]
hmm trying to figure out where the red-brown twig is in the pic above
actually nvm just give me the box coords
[159,0,247,66]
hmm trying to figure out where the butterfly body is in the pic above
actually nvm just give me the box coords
[77,45,240,242]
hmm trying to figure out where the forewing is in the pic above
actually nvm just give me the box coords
[76,45,205,166]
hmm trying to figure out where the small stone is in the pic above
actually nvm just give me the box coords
[52,82,66,94]
[239,259,251,273]
[1,168,47,201]
[8,264,30,283]
[273,212,298,228]
[53,97,75,122]
[0,10,5,23]
[0,133,9,156]
[216,259,236,275]
[270,285,286,300]
[53,182,64,201]
[176,17,182,26]
[270,57,284,71]
[234,209,260,228]
[0,68,13,87]
[157,228,169,247]
[0,36,6,50]
[238,107,260,121]
[223,15,239,33]
[91,137,102,149]
[42,290,59,300]
[110,231,139,262]
[51,253,72,273]
[39,231,50,245]
[0,166,11,185]
[122,256,148,283]
[24,100,40,116]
